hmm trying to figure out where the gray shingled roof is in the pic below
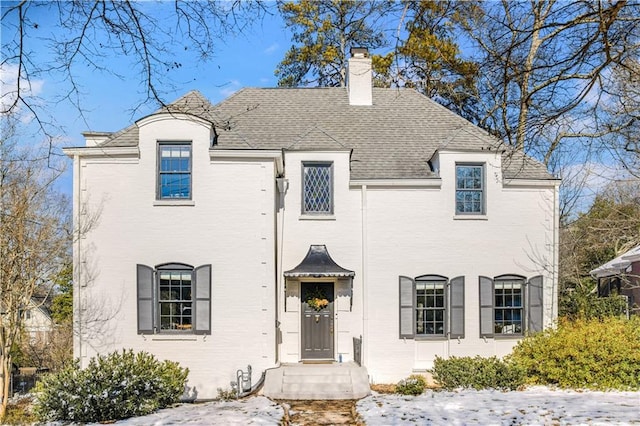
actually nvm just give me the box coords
[99,88,554,180]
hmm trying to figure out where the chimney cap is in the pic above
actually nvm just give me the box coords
[350,47,369,58]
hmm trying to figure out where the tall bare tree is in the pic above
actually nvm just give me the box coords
[0,116,70,418]
[604,58,640,176]
[462,0,640,167]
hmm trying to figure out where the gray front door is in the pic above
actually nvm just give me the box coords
[301,282,334,360]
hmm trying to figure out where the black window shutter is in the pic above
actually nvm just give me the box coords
[399,276,415,339]
[136,264,154,334]
[479,276,494,338]
[527,275,544,333]
[194,264,212,335]
[449,276,465,339]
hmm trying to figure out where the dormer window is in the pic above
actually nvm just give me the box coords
[158,143,192,199]
[302,162,333,215]
[455,164,484,215]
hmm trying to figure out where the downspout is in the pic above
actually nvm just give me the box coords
[275,158,288,365]
[361,184,368,366]
[72,154,82,362]
[446,282,451,359]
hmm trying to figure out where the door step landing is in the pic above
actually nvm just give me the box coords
[262,362,370,400]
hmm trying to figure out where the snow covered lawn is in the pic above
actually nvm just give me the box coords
[357,388,640,425]
[108,388,640,425]
[112,397,284,425]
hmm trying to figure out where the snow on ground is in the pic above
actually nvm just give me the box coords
[112,397,283,425]
[105,388,639,425]
[358,387,640,425]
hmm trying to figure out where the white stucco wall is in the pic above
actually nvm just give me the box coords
[362,150,558,383]
[278,151,364,364]
[70,121,559,393]
[71,115,277,398]
[275,149,557,380]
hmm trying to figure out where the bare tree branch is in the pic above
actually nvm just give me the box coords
[1,0,266,161]
[464,0,640,167]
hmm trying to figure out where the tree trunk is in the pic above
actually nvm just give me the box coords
[0,354,11,420]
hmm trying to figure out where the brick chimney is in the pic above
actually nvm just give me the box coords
[348,47,372,106]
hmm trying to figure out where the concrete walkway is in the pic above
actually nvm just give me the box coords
[261,362,370,400]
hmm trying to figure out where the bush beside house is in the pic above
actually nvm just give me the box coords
[510,316,640,390]
[430,356,525,391]
[33,350,188,423]
[424,317,640,393]
[395,374,428,396]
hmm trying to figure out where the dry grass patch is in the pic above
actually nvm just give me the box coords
[278,399,363,425]
[3,396,36,425]
[370,383,396,394]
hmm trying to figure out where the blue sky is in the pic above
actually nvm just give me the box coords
[1,2,293,194]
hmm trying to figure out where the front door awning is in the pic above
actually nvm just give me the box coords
[284,245,355,278]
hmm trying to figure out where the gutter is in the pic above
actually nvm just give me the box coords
[361,184,368,367]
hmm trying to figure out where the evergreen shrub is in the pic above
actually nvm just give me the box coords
[395,374,427,396]
[33,349,188,423]
[510,316,640,390]
[430,356,525,391]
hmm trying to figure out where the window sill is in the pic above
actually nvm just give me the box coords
[153,199,195,207]
[150,335,198,341]
[494,334,523,339]
[299,214,336,221]
[414,336,448,341]
[453,214,487,221]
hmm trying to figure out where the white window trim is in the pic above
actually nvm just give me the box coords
[157,142,193,201]
[455,163,486,216]
[301,161,334,216]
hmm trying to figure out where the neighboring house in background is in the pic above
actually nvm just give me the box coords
[22,298,54,345]
[64,48,560,398]
[590,245,640,316]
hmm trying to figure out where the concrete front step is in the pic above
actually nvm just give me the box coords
[262,362,370,400]
[283,374,352,384]
[283,382,353,393]
[284,367,352,376]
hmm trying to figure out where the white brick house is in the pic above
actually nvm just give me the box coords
[64,49,559,398]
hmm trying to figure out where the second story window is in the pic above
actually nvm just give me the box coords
[455,164,484,215]
[158,143,191,199]
[302,162,333,214]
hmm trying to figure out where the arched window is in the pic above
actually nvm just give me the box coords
[136,263,211,335]
[479,274,543,338]
[399,275,465,340]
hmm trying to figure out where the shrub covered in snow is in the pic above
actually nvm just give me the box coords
[32,349,189,423]
[430,356,525,391]
[395,374,427,396]
[510,316,640,390]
